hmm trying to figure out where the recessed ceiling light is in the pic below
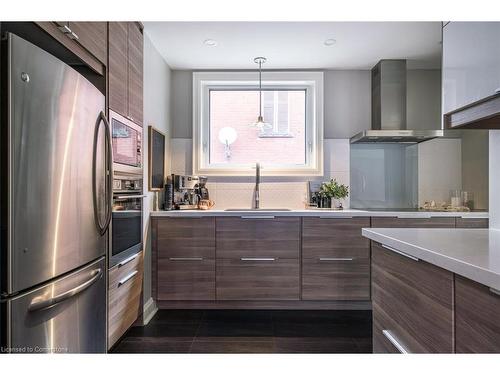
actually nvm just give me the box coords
[203,39,218,47]
[324,38,336,46]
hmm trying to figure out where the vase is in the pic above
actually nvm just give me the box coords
[332,198,344,210]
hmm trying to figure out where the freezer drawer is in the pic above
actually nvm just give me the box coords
[2,257,106,354]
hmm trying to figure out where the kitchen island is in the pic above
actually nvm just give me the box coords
[362,227,500,353]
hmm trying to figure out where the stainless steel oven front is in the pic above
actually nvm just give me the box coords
[110,110,143,175]
[110,174,144,267]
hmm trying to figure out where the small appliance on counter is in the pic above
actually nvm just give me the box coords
[169,174,212,210]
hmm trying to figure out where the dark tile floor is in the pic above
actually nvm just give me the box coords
[112,309,373,354]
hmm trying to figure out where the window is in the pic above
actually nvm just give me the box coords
[193,71,324,176]
[260,91,291,137]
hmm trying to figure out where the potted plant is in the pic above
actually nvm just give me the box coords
[319,179,349,210]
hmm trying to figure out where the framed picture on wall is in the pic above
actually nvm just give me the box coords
[148,126,166,191]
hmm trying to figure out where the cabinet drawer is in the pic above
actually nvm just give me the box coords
[455,217,489,228]
[216,217,300,259]
[371,242,454,353]
[302,217,370,259]
[371,217,455,228]
[108,251,143,349]
[157,258,215,301]
[455,276,500,353]
[302,257,370,300]
[372,305,403,353]
[157,217,215,259]
[216,258,299,300]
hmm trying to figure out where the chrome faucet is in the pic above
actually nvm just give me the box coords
[254,162,260,209]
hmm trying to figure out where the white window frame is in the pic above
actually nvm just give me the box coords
[192,71,324,176]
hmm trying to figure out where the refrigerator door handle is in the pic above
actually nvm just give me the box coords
[103,111,113,234]
[28,268,103,312]
[92,111,113,236]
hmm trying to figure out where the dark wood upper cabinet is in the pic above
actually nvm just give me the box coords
[68,22,107,65]
[443,22,500,129]
[108,22,128,117]
[127,22,144,125]
[455,275,500,353]
[35,22,105,75]
[108,22,143,126]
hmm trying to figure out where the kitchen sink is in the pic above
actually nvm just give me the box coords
[224,208,292,211]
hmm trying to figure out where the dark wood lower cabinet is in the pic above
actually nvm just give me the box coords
[302,258,370,300]
[154,217,216,301]
[157,258,215,301]
[455,217,489,228]
[371,242,454,353]
[455,276,500,353]
[371,217,456,228]
[216,258,300,300]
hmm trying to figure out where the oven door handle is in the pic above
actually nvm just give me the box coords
[114,195,146,199]
[93,111,113,236]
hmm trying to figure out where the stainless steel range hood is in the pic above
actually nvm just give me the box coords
[350,129,445,143]
[350,59,445,144]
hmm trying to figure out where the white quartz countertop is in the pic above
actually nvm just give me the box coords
[150,208,488,219]
[362,227,500,291]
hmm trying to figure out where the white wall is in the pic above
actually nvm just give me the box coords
[489,131,500,229]
[168,68,444,210]
[142,33,172,312]
[418,138,462,205]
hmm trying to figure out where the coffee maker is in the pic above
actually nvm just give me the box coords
[171,175,209,210]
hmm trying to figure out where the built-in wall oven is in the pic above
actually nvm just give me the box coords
[111,173,144,267]
[110,110,142,175]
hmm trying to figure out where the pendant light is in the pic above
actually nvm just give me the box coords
[252,57,271,131]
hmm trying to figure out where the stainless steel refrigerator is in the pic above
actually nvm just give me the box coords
[0,33,111,353]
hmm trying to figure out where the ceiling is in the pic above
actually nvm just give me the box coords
[144,22,442,70]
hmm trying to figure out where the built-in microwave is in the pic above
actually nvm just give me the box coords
[110,110,143,175]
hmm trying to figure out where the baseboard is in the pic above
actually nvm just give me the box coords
[157,300,372,310]
[142,297,158,325]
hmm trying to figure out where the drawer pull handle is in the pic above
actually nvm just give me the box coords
[240,257,276,261]
[58,25,72,34]
[382,330,409,354]
[381,244,419,262]
[68,32,79,40]
[118,253,140,267]
[319,257,353,261]
[169,257,203,261]
[240,215,275,219]
[489,287,500,296]
[118,270,138,287]
[319,216,353,219]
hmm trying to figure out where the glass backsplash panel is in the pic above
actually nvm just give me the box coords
[350,143,418,209]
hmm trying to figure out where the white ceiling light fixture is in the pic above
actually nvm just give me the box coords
[203,39,218,47]
[252,57,272,131]
[324,38,336,46]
